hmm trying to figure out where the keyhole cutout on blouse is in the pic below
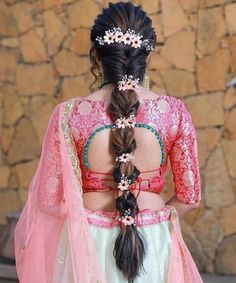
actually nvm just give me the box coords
[86,125,164,184]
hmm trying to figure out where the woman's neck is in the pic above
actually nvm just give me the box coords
[100,82,115,89]
[99,81,116,90]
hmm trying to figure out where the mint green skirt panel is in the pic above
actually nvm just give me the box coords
[52,217,172,283]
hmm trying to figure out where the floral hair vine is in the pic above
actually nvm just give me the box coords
[117,75,140,91]
[118,173,132,191]
[111,113,136,131]
[116,152,135,163]
[119,208,136,226]
[95,27,154,51]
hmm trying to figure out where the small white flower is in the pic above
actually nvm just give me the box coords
[117,174,131,191]
[116,153,135,163]
[118,179,130,191]
[113,115,135,130]
[131,34,142,48]
[142,39,154,51]
[104,31,115,44]
[114,31,124,43]
[117,75,139,91]
[115,117,127,129]
[95,36,105,45]
[119,208,136,226]
[119,215,135,226]
[95,27,154,51]
[125,115,136,128]
[123,32,133,45]
[126,78,134,89]
[114,114,136,129]
[117,81,127,91]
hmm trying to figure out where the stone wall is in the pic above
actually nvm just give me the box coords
[1,0,236,275]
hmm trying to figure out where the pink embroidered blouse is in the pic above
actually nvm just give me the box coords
[68,95,201,205]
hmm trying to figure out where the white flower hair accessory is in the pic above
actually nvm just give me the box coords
[95,27,154,51]
[116,152,135,163]
[117,75,140,91]
[111,113,136,130]
[119,208,136,226]
[118,173,132,191]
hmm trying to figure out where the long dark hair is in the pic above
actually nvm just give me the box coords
[90,2,157,281]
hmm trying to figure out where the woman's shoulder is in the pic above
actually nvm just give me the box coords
[143,87,184,109]
[56,89,186,115]
[55,97,78,110]
[49,98,77,122]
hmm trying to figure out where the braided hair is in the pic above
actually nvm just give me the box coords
[90,2,157,282]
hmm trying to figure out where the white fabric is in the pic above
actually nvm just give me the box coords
[52,215,172,283]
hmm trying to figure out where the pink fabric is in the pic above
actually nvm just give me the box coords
[14,96,203,283]
[14,99,108,283]
[70,96,201,204]
[82,164,167,194]
[167,206,204,283]
[84,205,172,228]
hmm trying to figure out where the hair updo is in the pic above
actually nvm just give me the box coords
[90,1,157,282]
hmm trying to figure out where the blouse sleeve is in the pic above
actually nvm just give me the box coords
[169,100,201,204]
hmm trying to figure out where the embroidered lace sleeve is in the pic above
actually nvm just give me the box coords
[36,103,64,214]
[169,100,201,204]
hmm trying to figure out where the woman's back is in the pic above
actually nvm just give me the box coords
[69,84,200,212]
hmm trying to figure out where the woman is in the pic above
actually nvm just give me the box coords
[14,2,203,283]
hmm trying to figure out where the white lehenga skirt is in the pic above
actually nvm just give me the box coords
[52,205,173,283]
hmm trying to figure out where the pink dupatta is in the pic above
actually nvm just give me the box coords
[14,98,203,283]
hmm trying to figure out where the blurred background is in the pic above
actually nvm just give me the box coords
[0,0,236,282]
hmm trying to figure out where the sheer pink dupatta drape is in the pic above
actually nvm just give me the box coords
[14,98,107,283]
[166,206,204,283]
